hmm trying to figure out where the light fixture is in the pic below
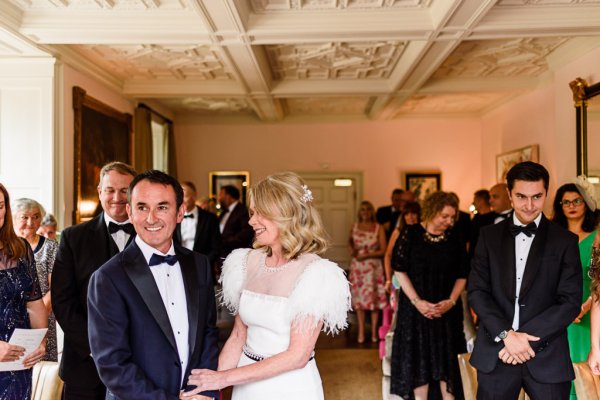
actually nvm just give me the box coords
[334,179,353,187]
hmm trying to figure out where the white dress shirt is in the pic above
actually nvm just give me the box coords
[135,236,189,384]
[219,200,238,234]
[181,207,198,250]
[104,213,132,252]
[511,212,542,331]
[494,209,512,224]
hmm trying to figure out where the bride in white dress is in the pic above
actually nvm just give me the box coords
[183,172,351,399]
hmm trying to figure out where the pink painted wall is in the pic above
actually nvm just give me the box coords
[60,64,134,227]
[174,117,482,211]
[480,43,600,211]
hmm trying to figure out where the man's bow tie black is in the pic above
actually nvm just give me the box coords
[108,222,135,235]
[148,254,178,267]
[509,222,538,237]
[183,214,194,219]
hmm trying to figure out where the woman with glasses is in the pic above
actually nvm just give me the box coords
[552,180,599,399]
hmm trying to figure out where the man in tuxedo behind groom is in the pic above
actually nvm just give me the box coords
[88,170,218,400]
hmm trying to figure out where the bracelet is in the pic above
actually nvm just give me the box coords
[411,297,420,305]
[449,298,456,306]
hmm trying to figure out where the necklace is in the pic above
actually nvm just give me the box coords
[261,253,294,273]
[422,224,447,243]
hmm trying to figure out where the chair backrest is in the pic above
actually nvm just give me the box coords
[457,353,530,400]
[31,361,64,400]
[573,362,600,400]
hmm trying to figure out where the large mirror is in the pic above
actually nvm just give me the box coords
[570,78,600,181]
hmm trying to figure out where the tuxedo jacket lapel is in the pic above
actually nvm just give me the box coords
[519,215,549,298]
[193,207,207,249]
[178,247,200,358]
[122,243,178,353]
[500,221,516,301]
[92,213,117,260]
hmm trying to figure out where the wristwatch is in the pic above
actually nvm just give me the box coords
[498,330,509,340]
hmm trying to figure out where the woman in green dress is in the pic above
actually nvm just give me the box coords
[553,180,599,399]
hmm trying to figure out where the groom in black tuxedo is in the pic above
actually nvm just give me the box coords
[468,162,582,400]
[88,170,218,399]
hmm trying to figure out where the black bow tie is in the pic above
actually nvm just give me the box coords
[509,222,538,237]
[183,213,194,219]
[148,253,178,267]
[108,222,135,235]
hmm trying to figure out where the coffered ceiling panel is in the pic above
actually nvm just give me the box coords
[285,96,371,115]
[250,0,430,11]
[266,41,406,80]
[2,0,600,121]
[74,44,234,81]
[433,37,569,79]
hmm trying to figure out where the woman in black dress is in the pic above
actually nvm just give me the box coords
[390,191,467,400]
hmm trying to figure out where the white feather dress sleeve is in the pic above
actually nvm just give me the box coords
[219,248,251,314]
[287,258,351,335]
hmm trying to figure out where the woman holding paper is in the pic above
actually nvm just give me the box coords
[0,183,47,399]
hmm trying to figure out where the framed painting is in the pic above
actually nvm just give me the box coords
[73,86,133,224]
[209,171,250,207]
[496,145,539,183]
[405,172,441,202]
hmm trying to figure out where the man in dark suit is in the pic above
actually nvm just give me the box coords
[87,170,219,400]
[175,181,221,275]
[469,189,497,260]
[52,161,137,399]
[376,188,414,239]
[468,162,582,400]
[218,184,253,260]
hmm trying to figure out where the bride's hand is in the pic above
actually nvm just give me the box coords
[181,369,225,397]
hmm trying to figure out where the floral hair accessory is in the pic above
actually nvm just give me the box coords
[300,185,313,203]
[573,175,598,212]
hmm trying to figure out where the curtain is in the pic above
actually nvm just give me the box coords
[166,122,177,179]
[134,106,153,173]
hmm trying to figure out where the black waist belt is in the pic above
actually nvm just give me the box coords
[242,346,314,362]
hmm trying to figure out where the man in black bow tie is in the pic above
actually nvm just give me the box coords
[469,161,582,400]
[88,170,218,400]
[53,161,137,399]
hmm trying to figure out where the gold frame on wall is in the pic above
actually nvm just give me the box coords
[405,171,442,202]
[209,171,250,206]
[495,145,539,183]
[73,86,133,224]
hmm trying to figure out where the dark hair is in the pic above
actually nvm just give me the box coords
[552,183,598,232]
[474,189,491,203]
[506,161,549,191]
[128,170,184,209]
[392,188,404,196]
[181,181,197,193]
[98,161,137,187]
[397,201,421,230]
[0,183,27,260]
[221,185,241,200]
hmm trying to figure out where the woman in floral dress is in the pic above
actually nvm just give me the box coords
[349,200,388,343]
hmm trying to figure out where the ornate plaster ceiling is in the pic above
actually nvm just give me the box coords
[1,0,600,121]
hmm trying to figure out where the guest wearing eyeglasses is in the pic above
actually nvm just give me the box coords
[553,180,599,399]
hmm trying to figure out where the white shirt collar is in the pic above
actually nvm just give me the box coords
[512,211,542,227]
[135,235,176,265]
[104,212,130,227]
[184,206,198,219]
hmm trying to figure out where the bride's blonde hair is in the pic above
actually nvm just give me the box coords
[248,172,328,259]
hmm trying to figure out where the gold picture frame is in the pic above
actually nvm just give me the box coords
[405,171,442,202]
[496,145,539,183]
[209,171,250,205]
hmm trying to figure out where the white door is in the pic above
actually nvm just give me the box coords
[300,172,362,271]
